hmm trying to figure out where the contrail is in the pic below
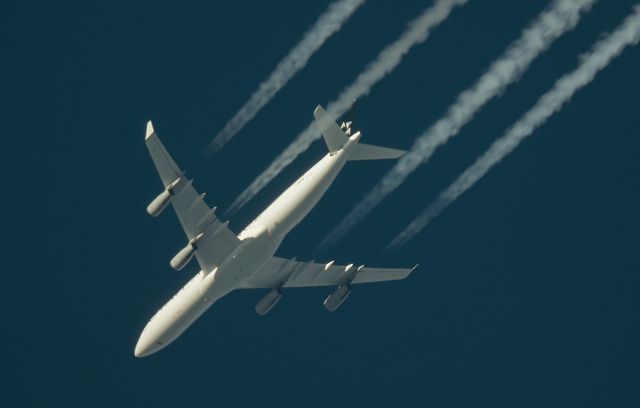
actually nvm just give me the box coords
[316,0,596,252]
[388,5,640,250]
[206,0,367,155]
[226,0,468,215]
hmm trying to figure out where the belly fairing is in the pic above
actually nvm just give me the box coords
[206,225,281,295]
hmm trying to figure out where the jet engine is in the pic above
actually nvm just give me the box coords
[147,190,171,217]
[170,233,204,271]
[323,284,351,312]
[147,178,181,217]
[255,289,283,316]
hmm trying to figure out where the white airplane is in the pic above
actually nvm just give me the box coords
[135,105,416,357]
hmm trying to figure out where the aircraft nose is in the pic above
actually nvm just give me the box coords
[134,336,151,358]
[134,330,159,358]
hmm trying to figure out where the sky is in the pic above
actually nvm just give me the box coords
[3,1,640,406]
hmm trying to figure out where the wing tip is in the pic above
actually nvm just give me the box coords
[145,121,155,140]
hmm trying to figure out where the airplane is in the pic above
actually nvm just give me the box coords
[134,105,417,357]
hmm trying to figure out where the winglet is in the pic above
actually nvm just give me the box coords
[145,121,155,140]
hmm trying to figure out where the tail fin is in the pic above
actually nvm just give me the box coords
[314,105,348,153]
[313,104,406,160]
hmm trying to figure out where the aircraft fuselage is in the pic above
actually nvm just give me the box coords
[134,132,361,357]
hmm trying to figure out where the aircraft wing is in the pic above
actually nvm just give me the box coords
[243,257,416,289]
[145,122,240,273]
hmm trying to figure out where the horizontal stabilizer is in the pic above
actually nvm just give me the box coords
[348,143,406,161]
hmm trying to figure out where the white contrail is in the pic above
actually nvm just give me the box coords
[226,0,468,215]
[206,0,366,155]
[388,5,640,250]
[316,0,596,252]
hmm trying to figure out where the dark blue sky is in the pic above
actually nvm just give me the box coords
[4,1,639,406]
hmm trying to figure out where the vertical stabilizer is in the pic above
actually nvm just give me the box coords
[314,105,348,153]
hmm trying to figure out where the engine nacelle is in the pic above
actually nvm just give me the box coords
[255,289,283,316]
[323,284,351,312]
[170,245,195,271]
[146,178,181,217]
[170,233,204,271]
[147,190,172,217]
